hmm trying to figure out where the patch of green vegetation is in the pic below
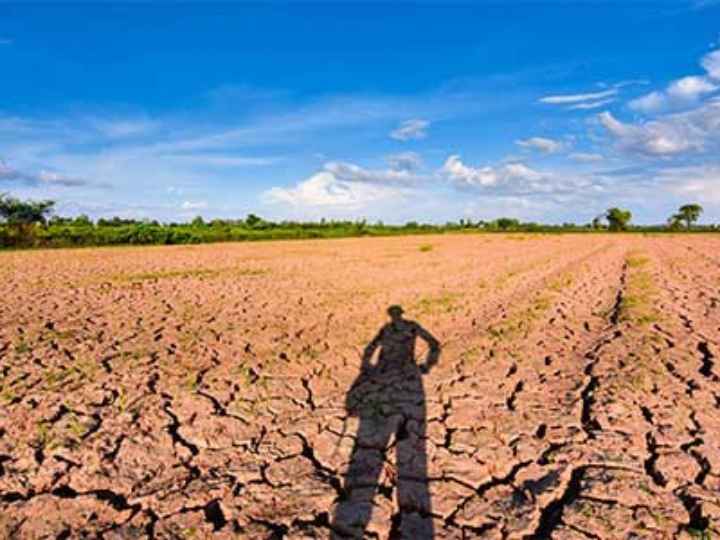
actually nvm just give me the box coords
[488,294,552,341]
[14,340,30,354]
[618,253,659,326]
[44,368,73,390]
[66,413,87,439]
[184,371,200,392]
[114,266,267,283]
[418,244,433,252]
[414,292,461,315]
[626,252,650,268]
[0,388,17,404]
[548,273,573,292]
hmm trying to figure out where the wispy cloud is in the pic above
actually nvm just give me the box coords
[181,200,208,210]
[0,38,12,45]
[569,152,604,163]
[0,160,96,188]
[516,137,565,153]
[539,89,617,105]
[163,154,277,168]
[568,98,616,110]
[386,151,422,171]
[390,119,429,141]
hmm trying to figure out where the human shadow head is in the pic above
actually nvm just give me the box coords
[388,304,404,321]
[332,306,439,539]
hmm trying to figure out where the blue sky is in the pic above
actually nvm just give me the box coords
[2,2,720,224]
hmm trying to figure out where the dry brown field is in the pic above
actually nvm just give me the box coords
[1,233,720,539]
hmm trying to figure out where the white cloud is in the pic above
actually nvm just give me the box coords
[629,91,666,113]
[0,160,93,187]
[667,75,717,100]
[567,98,616,110]
[92,118,158,138]
[599,98,720,157]
[263,171,405,209]
[443,155,500,187]
[539,89,617,105]
[181,200,208,210]
[390,119,429,141]
[164,154,276,168]
[701,48,720,80]
[36,170,92,187]
[443,155,546,189]
[660,164,720,204]
[323,160,423,186]
[628,50,720,115]
[569,152,604,162]
[516,137,565,153]
[386,151,422,171]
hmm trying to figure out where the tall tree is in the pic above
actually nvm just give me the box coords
[673,203,703,229]
[605,207,632,231]
[0,193,54,225]
[0,193,55,245]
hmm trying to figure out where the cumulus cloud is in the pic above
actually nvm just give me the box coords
[599,98,720,156]
[516,137,565,153]
[667,75,717,100]
[629,49,720,114]
[262,157,422,211]
[443,155,545,189]
[263,171,405,209]
[323,161,423,186]
[702,48,720,80]
[390,119,429,141]
[629,91,666,113]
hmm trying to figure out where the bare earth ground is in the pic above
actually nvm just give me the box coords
[1,233,719,539]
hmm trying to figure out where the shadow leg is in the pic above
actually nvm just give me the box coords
[332,414,394,539]
[395,399,434,538]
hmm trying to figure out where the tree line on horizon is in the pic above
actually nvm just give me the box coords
[0,193,714,249]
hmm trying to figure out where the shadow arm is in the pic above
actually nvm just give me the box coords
[416,324,440,373]
[361,329,383,371]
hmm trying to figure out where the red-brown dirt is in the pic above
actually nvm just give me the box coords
[1,234,719,539]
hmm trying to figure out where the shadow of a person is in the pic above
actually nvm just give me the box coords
[332,305,440,539]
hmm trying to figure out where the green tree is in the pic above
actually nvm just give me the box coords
[605,207,632,231]
[0,193,55,246]
[496,217,520,231]
[0,193,55,225]
[672,203,703,230]
[73,214,93,227]
[245,213,262,228]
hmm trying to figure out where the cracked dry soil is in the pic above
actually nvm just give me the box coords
[1,234,720,539]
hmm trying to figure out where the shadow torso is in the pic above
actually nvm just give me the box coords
[375,319,423,373]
